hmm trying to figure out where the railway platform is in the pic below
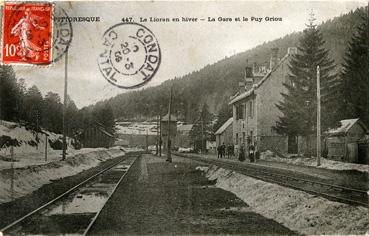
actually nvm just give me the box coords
[87,154,296,235]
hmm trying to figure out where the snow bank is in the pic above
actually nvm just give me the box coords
[261,150,369,174]
[0,120,77,170]
[199,166,369,235]
[0,147,124,204]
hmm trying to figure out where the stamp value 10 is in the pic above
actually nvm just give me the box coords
[1,2,53,65]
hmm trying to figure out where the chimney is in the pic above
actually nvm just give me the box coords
[288,47,297,55]
[244,66,254,91]
[239,82,246,93]
[270,47,279,70]
[245,78,253,91]
[252,62,258,74]
[245,66,253,79]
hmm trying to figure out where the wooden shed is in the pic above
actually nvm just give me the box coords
[326,118,368,163]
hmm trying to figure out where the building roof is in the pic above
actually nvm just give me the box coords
[229,53,290,105]
[327,118,368,136]
[177,124,193,132]
[98,127,114,138]
[215,117,233,135]
[162,113,177,122]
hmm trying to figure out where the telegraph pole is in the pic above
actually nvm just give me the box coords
[166,87,173,163]
[316,66,321,166]
[146,128,149,152]
[156,115,159,155]
[45,133,48,162]
[36,110,39,150]
[159,113,162,156]
[201,118,204,153]
[62,50,68,160]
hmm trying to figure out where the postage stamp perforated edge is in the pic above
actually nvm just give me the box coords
[0,1,55,66]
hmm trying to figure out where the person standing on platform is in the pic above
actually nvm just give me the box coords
[238,143,245,162]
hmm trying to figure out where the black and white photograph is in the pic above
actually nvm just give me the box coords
[0,0,368,235]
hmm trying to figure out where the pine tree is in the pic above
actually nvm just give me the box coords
[340,11,369,126]
[274,13,337,156]
[189,103,213,152]
[0,65,19,121]
[213,101,232,134]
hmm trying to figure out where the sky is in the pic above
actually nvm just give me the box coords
[11,0,367,108]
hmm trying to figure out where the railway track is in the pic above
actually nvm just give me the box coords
[0,153,140,236]
[175,153,368,207]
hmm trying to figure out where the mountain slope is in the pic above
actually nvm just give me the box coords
[94,7,366,122]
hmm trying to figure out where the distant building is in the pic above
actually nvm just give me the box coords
[215,117,233,147]
[175,124,193,148]
[230,47,298,154]
[206,140,217,153]
[81,122,115,148]
[326,118,369,163]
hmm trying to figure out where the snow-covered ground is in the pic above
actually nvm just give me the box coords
[197,165,369,235]
[0,120,77,170]
[0,120,130,204]
[116,121,157,135]
[0,147,125,204]
[261,150,369,174]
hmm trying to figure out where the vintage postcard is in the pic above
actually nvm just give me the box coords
[0,0,368,235]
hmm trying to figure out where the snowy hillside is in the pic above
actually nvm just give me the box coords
[116,121,158,136]
[0,120,76,170]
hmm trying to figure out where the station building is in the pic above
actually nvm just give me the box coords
[230,47,298,154]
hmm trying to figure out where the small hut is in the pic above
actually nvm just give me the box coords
[326,118,368,163]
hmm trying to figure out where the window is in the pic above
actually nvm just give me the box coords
[242,132,245,144]
[248,100,254,118]
[235,133,238,144]
[249,130,254,144]
[236,104,245,120]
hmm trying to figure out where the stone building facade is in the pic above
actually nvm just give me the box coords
[230,47,297,154]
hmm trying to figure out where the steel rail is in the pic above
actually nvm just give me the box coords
[0,154,136,233]
[175,153,368,207]
[82,155,140,236]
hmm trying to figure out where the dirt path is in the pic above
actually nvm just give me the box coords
[89,154,296,235]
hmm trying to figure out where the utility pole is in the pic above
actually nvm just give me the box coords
[317,65,321,166]
[156,115,159,155]
[36,110,39,150]
[159,113,162,156]
[166,87,173,163]
[45,134,48,162]
[146,128,148,152]
[62,50,68,160]
[10,145,14,201]
[201,118,204,153]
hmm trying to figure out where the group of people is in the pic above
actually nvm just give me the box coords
[217,143,235,158]
[238,143,256,162]
[217,142,258,162]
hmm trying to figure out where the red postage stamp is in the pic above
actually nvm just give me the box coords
[1,2,53,65]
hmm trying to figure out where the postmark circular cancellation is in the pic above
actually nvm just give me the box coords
[51,7,73,63]
[98,22,161,89]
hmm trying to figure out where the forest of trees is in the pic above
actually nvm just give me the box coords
[0,65,115,146]
[0,6,367,153]
[96,7,366,127]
